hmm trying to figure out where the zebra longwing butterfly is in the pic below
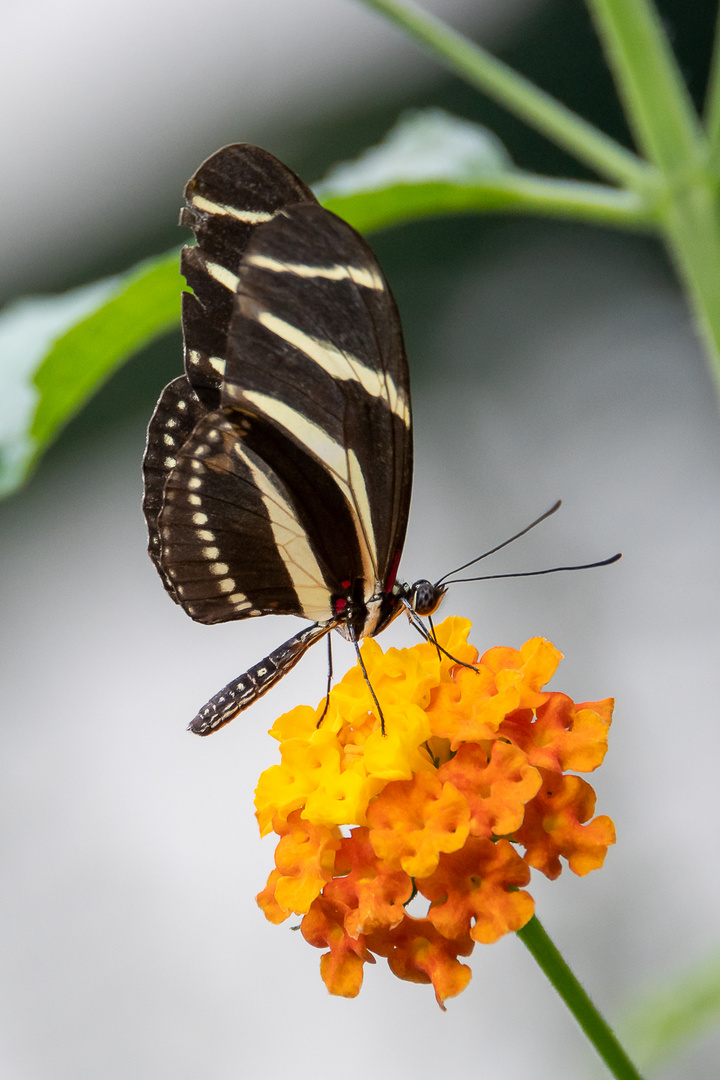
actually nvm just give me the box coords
[143,144,445,735]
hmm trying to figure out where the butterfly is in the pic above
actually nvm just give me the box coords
[142,144,446,734]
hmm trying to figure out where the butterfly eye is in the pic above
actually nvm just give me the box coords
[411,580,447,617]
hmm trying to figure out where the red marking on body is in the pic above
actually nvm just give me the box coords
[384,550,402,591]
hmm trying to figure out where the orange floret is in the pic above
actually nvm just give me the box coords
[323,828,413,938]
[436,740,542,837]
[513,768,617,879]
[301,896,375,998]
[256,810,341,919]
[366,916,474,1009]
[366,771,470,878]
[417,836,535,944]
[501,692,613,774]
[426,636,562,747]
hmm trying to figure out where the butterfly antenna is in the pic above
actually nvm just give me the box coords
[444,551,621,587]
[435,499,563,586]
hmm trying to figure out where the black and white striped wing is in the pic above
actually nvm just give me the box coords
[223,203,413,599]
[155,408,339,625]
[179,144,315,407]
[143,143,412,639]
[143,145,320,617]
[142,376,207,599]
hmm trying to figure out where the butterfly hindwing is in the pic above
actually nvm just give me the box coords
[156,410,338,625]
[142,375,207,599]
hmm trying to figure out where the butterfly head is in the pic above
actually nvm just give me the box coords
[407,579,448,617]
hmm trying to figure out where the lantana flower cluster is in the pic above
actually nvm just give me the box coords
[255,617,615,1007]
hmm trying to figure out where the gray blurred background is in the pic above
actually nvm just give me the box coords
[2,0,719,1076]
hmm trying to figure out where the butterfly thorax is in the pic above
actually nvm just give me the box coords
[334,578,400,641]
[334,576,448,646]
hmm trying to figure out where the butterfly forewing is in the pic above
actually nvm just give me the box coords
[180,145,317,408]
[224,203,412,593]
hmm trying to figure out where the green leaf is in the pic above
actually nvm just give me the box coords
[0,250,180,497]
[622,947,720,1069]
[315,108,516,232]
[315,108,513,194]
[315,109,650,234]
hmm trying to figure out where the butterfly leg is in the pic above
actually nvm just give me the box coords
[315,634,334,728]
[428,613,442,661]
[189,622,333,735]
[348,627,387,736]
[402,601,478,672]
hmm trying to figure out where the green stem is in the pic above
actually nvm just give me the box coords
[517,916,644,1080]
[320,176,655,235]
[586,0,720,399]
[449,174,653,226]
[359,0,652,189]
[585,0,703,172]
[703,5,720,158]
